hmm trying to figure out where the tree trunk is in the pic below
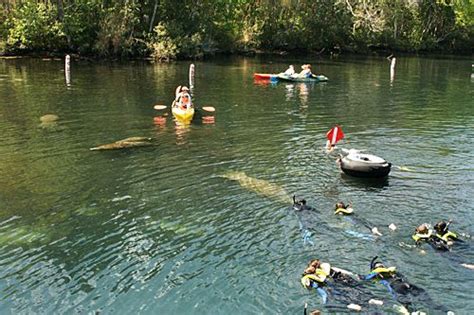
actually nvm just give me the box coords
[57,0,64,21]
[149,0,158,33]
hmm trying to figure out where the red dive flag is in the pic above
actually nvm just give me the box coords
[326,125,344,146]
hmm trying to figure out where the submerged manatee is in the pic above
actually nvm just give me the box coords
[221,171,292,204]
[90,137,153,151]
[40,114,59,123]
[39,114,62,130]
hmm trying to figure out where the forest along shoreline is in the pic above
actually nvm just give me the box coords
[1,1,472,61]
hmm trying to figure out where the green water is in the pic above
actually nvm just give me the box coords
[0,55,473,314]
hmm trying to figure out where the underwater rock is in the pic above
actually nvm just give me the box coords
[90,137,153,151]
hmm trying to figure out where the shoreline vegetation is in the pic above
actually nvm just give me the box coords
[1,1,473,61]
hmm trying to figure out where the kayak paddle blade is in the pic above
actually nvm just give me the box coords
[202,106,215,112]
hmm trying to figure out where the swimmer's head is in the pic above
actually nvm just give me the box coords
[335,202,346,209]
[416,223,429,234]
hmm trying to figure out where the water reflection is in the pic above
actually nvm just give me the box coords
[253,78,277,87]
[153,115,167,127]
[340,173,390,190]
[285,84,294,101]
[282,82,312,106]
[202,115,215,124]
[298,83,309,106]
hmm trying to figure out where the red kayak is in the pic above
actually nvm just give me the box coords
[253,73,278,81]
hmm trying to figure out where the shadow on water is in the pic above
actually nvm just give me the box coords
[339,173,390,190]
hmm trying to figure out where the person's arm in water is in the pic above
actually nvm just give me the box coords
[379,279,396,298]
[361,272,397,298]
[361,272,378,281]
[310,282,328,304]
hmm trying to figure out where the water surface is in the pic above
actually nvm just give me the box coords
[0,55,473,314]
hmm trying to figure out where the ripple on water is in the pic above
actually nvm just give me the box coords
[1,57,474,314]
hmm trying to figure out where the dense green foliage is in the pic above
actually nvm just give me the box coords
[1,0,472,59]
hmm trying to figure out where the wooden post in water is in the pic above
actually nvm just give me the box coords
[65,54,71,86]
[390,57,396,84]
[189,64,195,90]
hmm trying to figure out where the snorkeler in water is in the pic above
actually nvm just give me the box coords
[334,202,383,236]
[292,196,319,245]
[301,258,386,311]
[412,220,464,250]
[359,256,450,313]
[301,259,361,304]
[293,195,315,211]
[433,220,463,245]
[301,259,332,304]
[412,223,451,251]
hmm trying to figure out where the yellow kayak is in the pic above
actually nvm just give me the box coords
[171,101,195,123]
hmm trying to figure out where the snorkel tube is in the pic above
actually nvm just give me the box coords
[370,256,380,270]
[445,220,452,233]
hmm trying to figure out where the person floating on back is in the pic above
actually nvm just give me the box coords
[301,259,361,305]
[300,259,332,304]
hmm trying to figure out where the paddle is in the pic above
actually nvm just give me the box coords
[202,106,215,112]
[154,104,215,112]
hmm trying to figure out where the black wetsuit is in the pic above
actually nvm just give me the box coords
[292,198,316,245]
[364,269,449,313]
[414,234,451,251]
[341,213,378,234]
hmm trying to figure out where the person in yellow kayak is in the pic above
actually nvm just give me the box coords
[174,86,192,110]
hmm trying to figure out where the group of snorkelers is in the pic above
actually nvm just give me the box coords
[412,220,462,251]
[281,64,313,78]
[292,196,465,313]
[300,254,455,313]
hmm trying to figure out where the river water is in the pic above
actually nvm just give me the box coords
[0,55,473,314]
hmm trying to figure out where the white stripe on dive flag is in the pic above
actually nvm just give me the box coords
[331,126,338,145]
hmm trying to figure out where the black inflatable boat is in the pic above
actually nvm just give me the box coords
[338,149,391,178]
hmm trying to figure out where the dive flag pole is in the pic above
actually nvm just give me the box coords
[331,126,339,145]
